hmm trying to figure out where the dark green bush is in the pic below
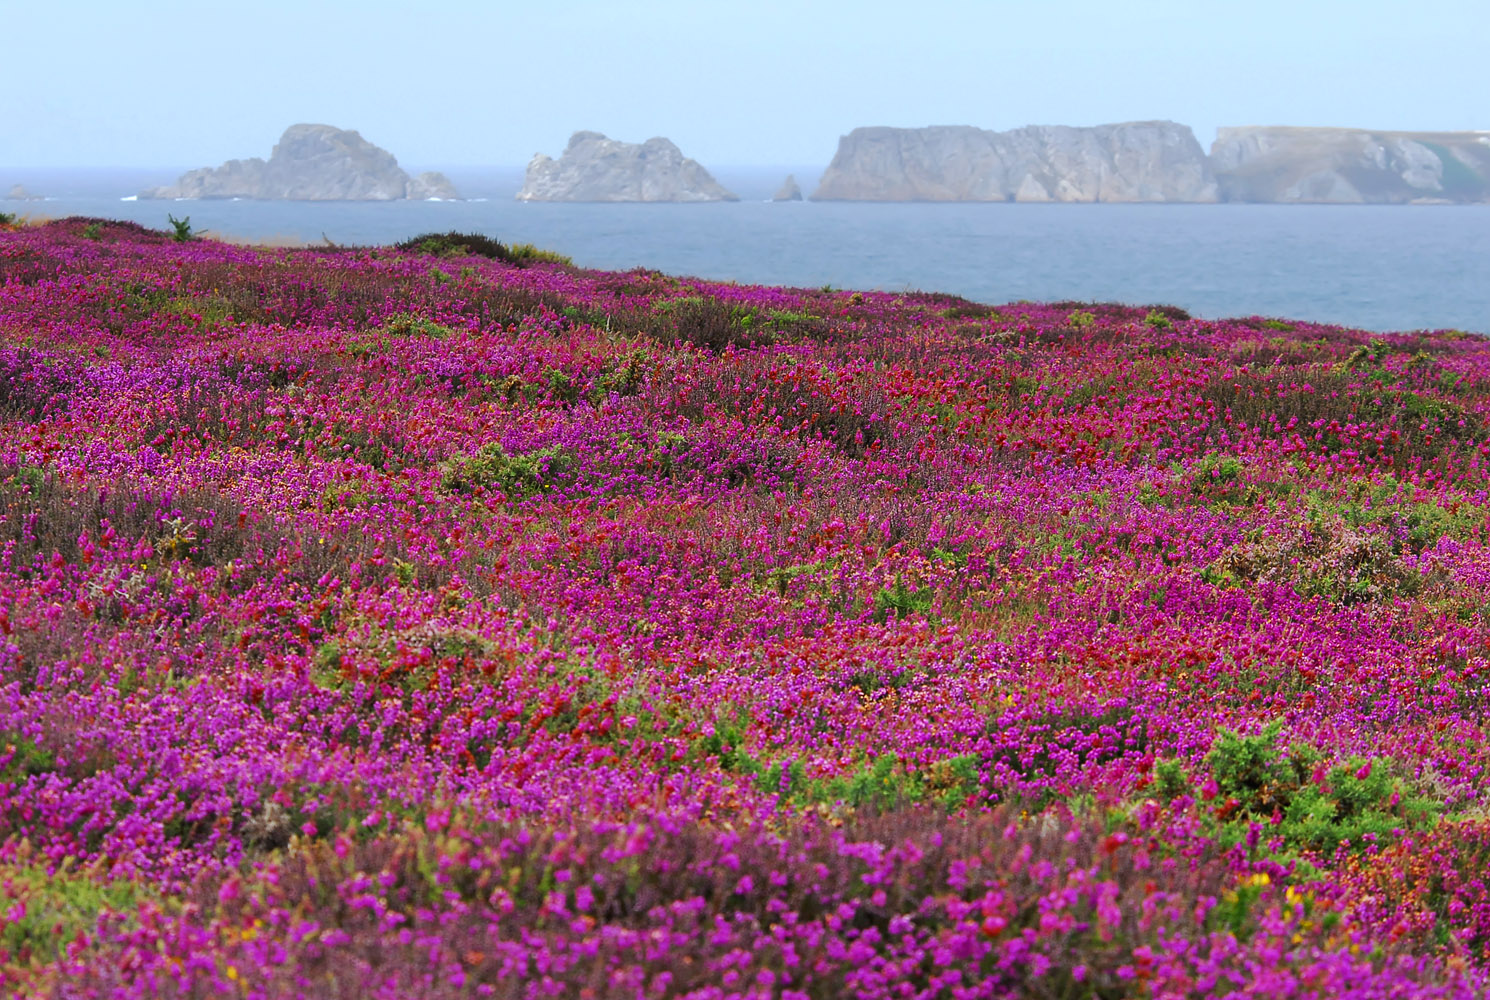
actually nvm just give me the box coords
[1146,304,1191,322]
[592,352,649,401]
[379,313,457,340]
[0,731,57,784]
[1208,722,1300,815]
[438,443,573,497]
[872,578,935,622]
[396,231,512,261]
[393,232,571,268]
[506,243,573,267]
[544,369,579,404]
[1153,758,1192,801]
[166,213,195,242]
[1203,722,1439,855]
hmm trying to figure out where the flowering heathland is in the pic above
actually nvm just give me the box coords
[0,217,1488,997]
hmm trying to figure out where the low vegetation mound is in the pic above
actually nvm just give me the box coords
[393,230,573,267]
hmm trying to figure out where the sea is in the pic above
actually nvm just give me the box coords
[6,166,1489,334]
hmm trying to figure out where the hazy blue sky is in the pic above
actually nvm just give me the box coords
[4,0,1486,169]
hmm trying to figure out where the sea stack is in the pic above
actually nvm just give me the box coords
[516,132,738,202]
[772,175,804,201]
[139,124,460,201]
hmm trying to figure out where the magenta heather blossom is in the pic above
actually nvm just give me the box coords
[0,217,1484,996]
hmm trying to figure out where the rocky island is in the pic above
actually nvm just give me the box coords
[1211,126,1490,203]
[773,175,804,201]
[516,132,737,202]
[4,184,42,201]
[140,124,459,201]
[812,121,1217,202]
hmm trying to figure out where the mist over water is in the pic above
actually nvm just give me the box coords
[8,167,1489,334]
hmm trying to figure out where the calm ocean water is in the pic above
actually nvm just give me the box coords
[7,167,1489,333]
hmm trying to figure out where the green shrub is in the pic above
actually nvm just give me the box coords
[1189,455,1247,503]
[544,368,579,404]
[1304,477,1483,556]
[506,243,573,267]
[162,295,233,329]
[697,714,758,774]
[755,753,984,811]
[826,755,917,810]
[700,714,982,812]
[922,754,984,807]
[81,222,103,241]
[1337,343,1390,371]
[872,578,935,622]
[166,213,195,242]
[1208,721,1299,815]
[1193,455,1243,485]
[379,312,457,340]
[438,442,573,497]
[8,465,46,493]
[763,309,835,341]
[320,482,369,511]
[1204,722,1439,856]
[393,231,570,268]
[396,231,511,260]
[1153,758,1192,801]
[0,861,151,966]
[593,352,649,400]
[311,642,346,689]
[0,732,56,784]
[1146,304,1191,322]
[1144,310,1174,329]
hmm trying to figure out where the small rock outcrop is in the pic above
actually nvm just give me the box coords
[811,121,1217,202]
[516,132,737,202]
[772,175,803,201]
[4,184,41,201]
[405,172,461,200]
[140,125,460,201]
[1211,127,1490,203]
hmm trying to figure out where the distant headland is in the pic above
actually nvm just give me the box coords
[1209,127,1490,204]
[811,122,1490,204]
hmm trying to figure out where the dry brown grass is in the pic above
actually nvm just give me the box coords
[197,229,314,248]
